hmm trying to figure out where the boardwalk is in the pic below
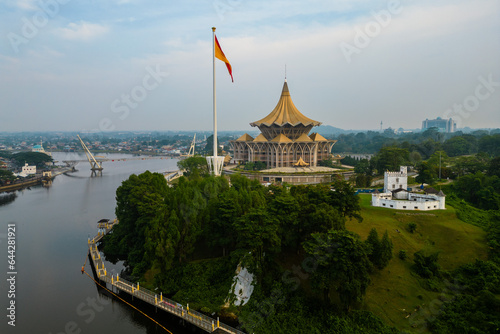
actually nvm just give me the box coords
[88,219,245,334]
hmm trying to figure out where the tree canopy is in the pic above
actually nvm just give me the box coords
[11,152,53,167]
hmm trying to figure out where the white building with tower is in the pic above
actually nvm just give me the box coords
[372,166,446,210]
[14,163,37,178]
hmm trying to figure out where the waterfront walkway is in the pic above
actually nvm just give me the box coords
[0,166,75,193]
[87,220,245,334]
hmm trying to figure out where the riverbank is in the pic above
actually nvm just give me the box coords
[50,149,178,157]
[0,166,75,193]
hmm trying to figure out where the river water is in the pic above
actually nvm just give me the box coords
[0,153,194,334]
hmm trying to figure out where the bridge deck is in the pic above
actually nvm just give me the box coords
[88,220,244,334]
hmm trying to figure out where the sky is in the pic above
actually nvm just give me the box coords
[0,0,499,133]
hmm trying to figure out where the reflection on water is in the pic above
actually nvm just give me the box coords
[0,192,16,206]
[0,153,200,334]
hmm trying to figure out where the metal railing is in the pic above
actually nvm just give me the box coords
[88,220,246,334]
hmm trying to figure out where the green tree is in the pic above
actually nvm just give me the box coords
[210,188,241,255]
[354,159,372,175]
[427,150,449,170]
[0,151,12,159]
[372,146,410,174]
[488,157,500,178]
[233,207,281,278]
[454,172,500,210]
[269,190,300,248]
[413,250,440,278]
[415,138,441,159]
[12,152,53,167]
[398,250,407,260]
[409,151,422,166]
[415,161,437,185]
[379,231,393,269]
[328,180,363,222]
[479,134,500,156]
[243,161,255,170]
[366,228,381,267]
[0,170,15,183]
[310,202,345,232]
[303,230,372,311]
[177,156,208,177]
[103,171,169,278]
[453,155,487,176]
[173,177,209,263]
[144,209,180,274]
[443,136,473,156]
[407,222,417,233]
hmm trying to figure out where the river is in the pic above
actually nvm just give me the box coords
[0,152,195,334]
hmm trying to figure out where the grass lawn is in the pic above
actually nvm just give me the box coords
[347,194,488,332]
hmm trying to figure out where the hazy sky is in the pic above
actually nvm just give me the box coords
[1,0,499,133]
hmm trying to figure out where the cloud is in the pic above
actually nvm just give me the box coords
[8,0,38,10]
[57,21,109,41]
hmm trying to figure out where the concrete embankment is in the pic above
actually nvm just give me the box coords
[0,166,75,193]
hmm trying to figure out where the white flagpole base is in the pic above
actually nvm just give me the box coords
[206,156,224,176]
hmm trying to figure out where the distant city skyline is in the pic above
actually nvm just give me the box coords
[1,0,499,132]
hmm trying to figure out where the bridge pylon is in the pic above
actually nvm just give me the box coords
[77,135,103,176]
[188,133,196,157]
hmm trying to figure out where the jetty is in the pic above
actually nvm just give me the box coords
[87,219,245,334]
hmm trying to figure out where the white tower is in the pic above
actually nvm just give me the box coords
[384,166,408,193]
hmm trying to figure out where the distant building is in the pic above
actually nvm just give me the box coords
[15,163,36,178]
[422,117,456,133]
[32,141,52,156]
[372,166,446,210]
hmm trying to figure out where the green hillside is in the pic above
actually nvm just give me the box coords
[348,194,488,331]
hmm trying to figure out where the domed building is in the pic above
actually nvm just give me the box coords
[231,80,336,169]
[32,141,52,157]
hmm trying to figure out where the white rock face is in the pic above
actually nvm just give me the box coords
[228,266,254,306]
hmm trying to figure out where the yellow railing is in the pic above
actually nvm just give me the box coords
[87,219,245,334]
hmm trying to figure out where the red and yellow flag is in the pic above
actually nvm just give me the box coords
[214,35,233,82]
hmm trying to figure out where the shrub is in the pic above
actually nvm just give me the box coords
[407,222,417,233]
[399,250,407,260]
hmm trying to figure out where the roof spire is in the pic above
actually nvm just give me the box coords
[285,64,287,82]
[250,80,321,128]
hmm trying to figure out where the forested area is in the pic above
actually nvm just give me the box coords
[102,166,400,333]
[342,129,500,192]
[101,126,500,333]
[333,128,500,157]
[10,151,53,167]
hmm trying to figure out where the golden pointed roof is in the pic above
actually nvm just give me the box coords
[253,133,268,142]
[295,133,313,142]
[270,134,292,143]
[294,157,310,166]
[250,80,322,127]
[309,132,327,142]
[236,133,254,141]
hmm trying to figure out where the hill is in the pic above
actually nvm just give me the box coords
[347,194,488,331]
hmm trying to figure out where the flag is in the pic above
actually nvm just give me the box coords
[214,35,233,82]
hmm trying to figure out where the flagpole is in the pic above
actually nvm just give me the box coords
[212,27,219,175]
